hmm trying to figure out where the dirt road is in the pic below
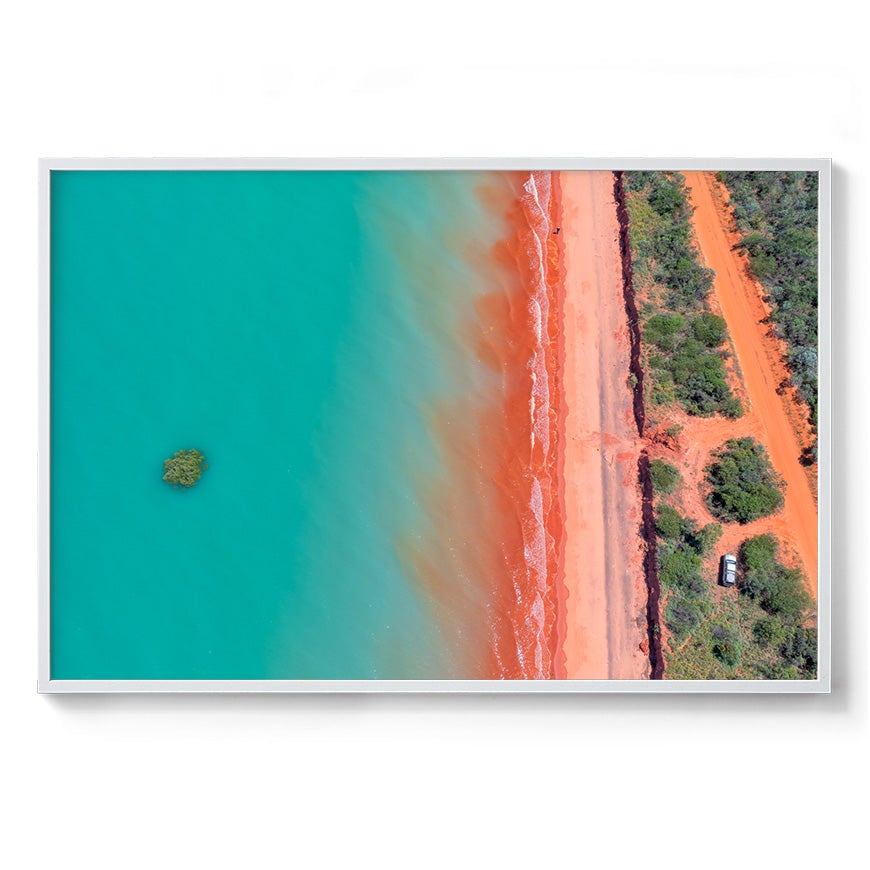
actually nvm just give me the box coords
[561,171,648,679]
[682,171,818,596]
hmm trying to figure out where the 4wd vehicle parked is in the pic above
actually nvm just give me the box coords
[720,553,737,587]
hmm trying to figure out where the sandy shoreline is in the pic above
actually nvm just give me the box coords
[559,171,648,679]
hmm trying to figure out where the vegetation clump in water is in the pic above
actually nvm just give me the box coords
[162,449,207,489]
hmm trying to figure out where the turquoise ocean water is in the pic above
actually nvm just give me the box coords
[50,170,511,679]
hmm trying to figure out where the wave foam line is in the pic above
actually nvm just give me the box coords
[488,170,564,680]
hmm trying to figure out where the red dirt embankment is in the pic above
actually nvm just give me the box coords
[681,171,818,599]
[614,171,664,679]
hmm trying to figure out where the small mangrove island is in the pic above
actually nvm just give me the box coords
[163,449,207,489]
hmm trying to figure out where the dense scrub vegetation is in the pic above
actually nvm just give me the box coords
[627,171,818,681]
[655,502,722,643]
[625,172,742,419]
[705,437,784,523]
[162,449,207,489]
[719,171,819,437]
[666,533,817,680]
[626,172,714,310]
[740,534,813,628]
[644,311,742,417]
[650,447,814,679]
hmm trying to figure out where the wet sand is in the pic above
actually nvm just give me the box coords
[683,171,818,597]
[560,171,648,679]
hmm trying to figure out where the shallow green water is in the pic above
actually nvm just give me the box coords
[50,170,506,679]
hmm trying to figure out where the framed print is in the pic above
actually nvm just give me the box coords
[38,159,830,692]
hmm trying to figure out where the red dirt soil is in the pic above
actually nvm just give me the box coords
[678,172,818,599]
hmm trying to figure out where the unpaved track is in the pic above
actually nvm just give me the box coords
[682,171,818,597]
[561,171,647,679]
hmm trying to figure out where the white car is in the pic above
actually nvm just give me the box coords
[720,553,737,587]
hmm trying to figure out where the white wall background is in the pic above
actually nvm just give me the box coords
[1,2,865,867]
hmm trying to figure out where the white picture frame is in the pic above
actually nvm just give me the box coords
[38,157,831,693]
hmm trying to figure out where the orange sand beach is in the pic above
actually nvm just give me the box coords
[560,171,649,679]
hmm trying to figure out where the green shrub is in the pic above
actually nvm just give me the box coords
[800,442,818,466]
[659,549,704,594]
[645,314,685,351]
[162,449,207,489]
[760,661,800,680]
[752,616,787,648]
[648,176,688,218]
[659,549,693,584]
[711,624,741,668]
[670,342,734,416]
[780,626,818,673]
[650,459,680,494]
[645,329,741,418]
[742,532,778,570]
[719,396,744,419]
[691,312,728,347]
[665,599,703,641]
[705,438,784,523]
[739,534,812,625]
[656,504,683,539]
[677,512,700,544]
[692,522,723,558]
[763,567,812,624]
